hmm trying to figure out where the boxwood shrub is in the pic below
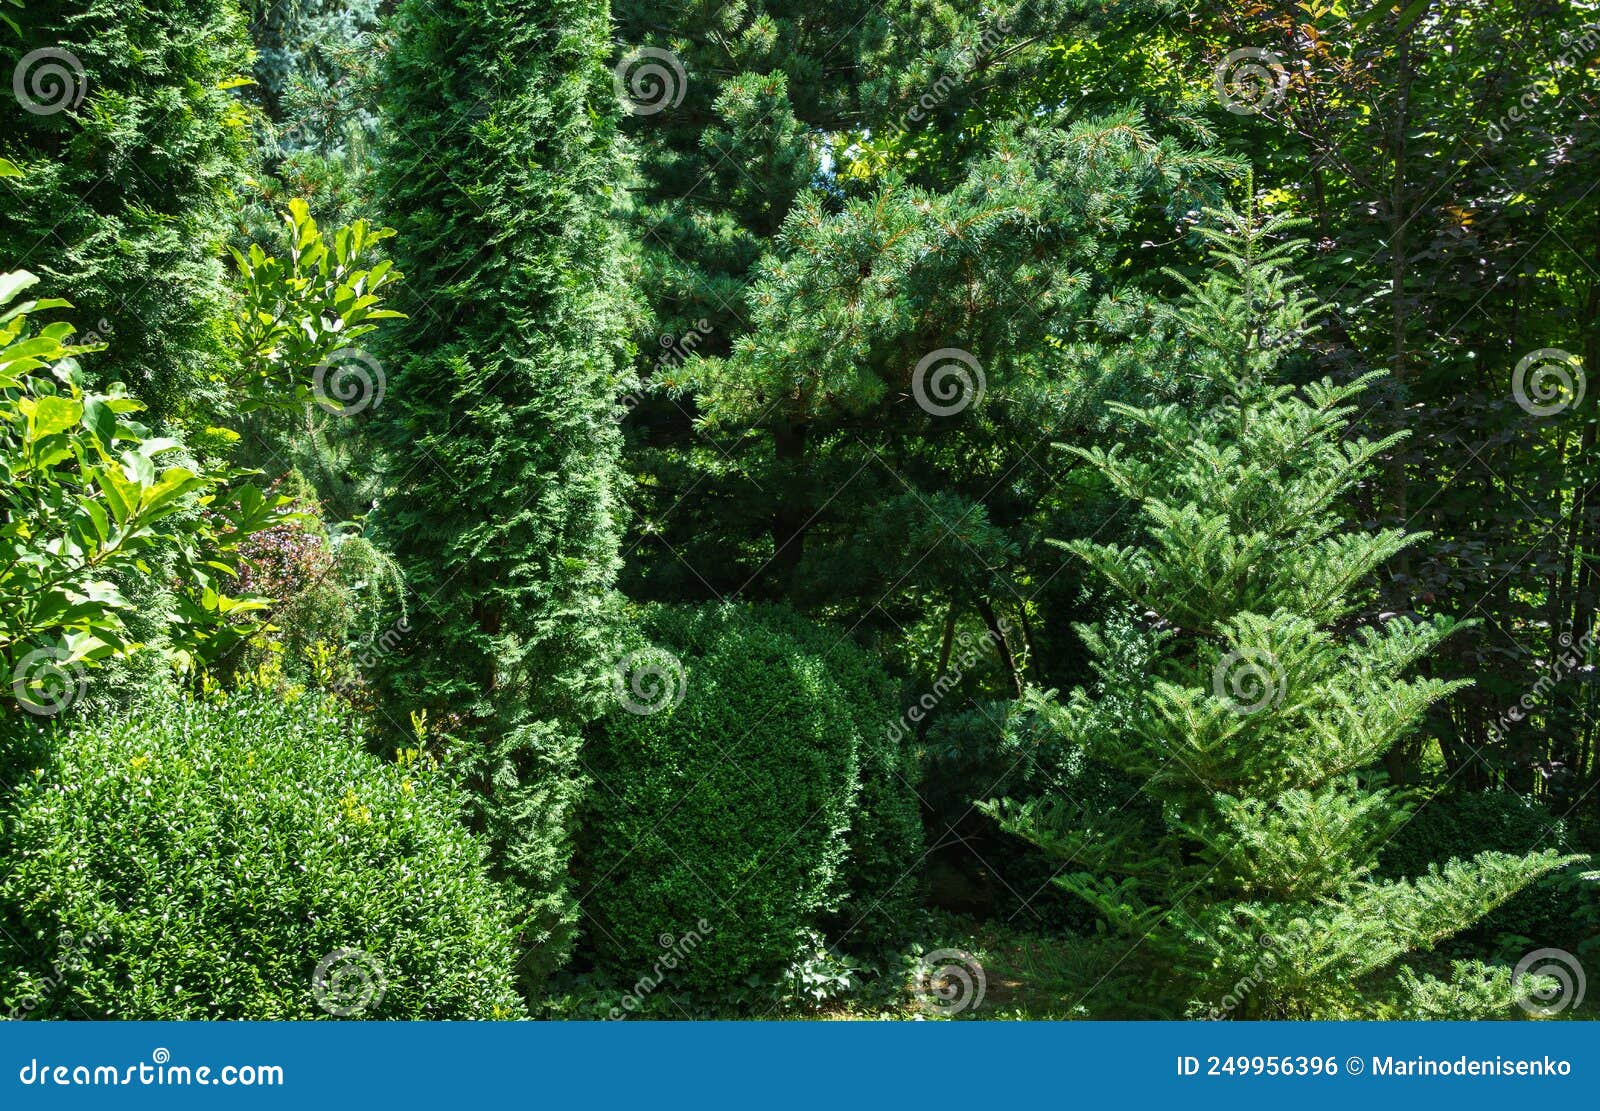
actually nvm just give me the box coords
[580,604,922,999]
[0,688,525,1019]
[758,607,925,950]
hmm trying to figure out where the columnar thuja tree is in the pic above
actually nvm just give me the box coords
[0,0,251,428]
[374,0,634,988]
[989,202,1580,1019]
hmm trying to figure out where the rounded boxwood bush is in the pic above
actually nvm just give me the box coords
[756,607,925,949]
[581,604,922,998]
[0,688,525,1019]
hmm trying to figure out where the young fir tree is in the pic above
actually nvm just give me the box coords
[988,200,1581,1019]
[373,0,634,989]
[1,0,251,428]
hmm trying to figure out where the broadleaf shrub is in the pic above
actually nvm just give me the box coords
[0,269,289,709]
[581,604,922,1000]
[0,688,524,1019]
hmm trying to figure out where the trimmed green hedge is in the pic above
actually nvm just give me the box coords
[0,689,524,1019]
[580,604,923,999]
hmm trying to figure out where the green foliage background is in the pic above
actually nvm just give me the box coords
[0,0,1595,1023]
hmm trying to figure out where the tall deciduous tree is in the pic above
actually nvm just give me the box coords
[373,0,635,988]
[0,0,252,428]
[989,201,1579,1018]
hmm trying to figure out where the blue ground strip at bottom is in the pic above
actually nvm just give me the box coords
[2,1021,1593,1108]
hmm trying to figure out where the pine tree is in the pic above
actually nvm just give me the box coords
[0,0,251,428]
[988,199,1582,1019]
[371,0,634,990]
[246,0,382,159]
[612,1,891,600]
[241,0,386,236]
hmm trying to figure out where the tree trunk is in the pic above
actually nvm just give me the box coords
[768,418,809,589]
[975,596,1022,698]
